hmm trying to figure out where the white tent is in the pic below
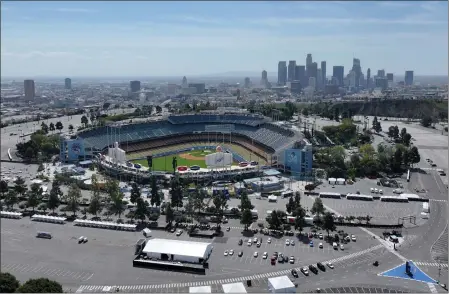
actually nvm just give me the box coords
[189,286,212,293]
[268,276,296,293]
[336,178,345,185]
[222,282,247,293]
[328,178,337,185]
[142,238,213,263]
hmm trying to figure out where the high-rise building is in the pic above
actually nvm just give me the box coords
[386,73,393,81]
[188,83,206,94]
[308,62,318,86]
[277,61,287,85]
[377,70,385,78]
[244,77,251,88]
[366,68,371,88]
[295,65,306,87]
[321,61,326,85]
[306,54,312,79]
[332,66,344,87]
[317,69,323,90]
[288,60,296,82]
[182,76,188,87]
[130,80,141,92]
[308,77,316,89]
[290,81,302,94]
[405,71,414,86]
[64,78,72,90]
[352,58,362,88]
[24,80,35,101]
[261,70,268,86]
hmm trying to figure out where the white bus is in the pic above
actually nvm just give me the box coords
[281,190,294,198]
[319,192,341,199]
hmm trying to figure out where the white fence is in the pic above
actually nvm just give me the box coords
[73,219,136,231]
[31,214,67,224]
[1,211,23,219]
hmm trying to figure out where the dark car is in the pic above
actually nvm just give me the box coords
[317,262,326,272]
[308,264,318,274]
[238,239,243,245]
[291,269,299,278]
[238,251,243,257]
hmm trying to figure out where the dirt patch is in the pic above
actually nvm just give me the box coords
[179,153,205,161]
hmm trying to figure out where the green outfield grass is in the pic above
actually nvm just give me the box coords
[132,149,215,171]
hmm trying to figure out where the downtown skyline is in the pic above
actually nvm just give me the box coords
[1,1,447,77]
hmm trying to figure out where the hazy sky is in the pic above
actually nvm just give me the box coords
[1,1,448,77]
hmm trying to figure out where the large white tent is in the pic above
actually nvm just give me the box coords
[268,276,296,293]
[222,282,247,293]
[142,238,213,263]
[189,286,211,293]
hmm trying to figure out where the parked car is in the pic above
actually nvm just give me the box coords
[253,252,258,257]
[301,267,309,276]
[291,269,299,278]
[290,240,295,246]
[319,243,323,249]
[289,256,295,264]
[308,264,318,274]
[309,241,314,247]
[318,233,323,239]
[340,244,344,250]
[224,250,228,256]
[263,252,268,259]
[238,251,243,257]
[176,230,183,236]
[285,239,290,246]
[327,262,334,269]
[78,236,86,244]
[229,249,234,256]
[253,237,258,243]
[238,239,243,245]
[267,238,272,243]
[257,242,261,247]
[247,240,252,246]
[317,262,326,271]
[351,235,356,241]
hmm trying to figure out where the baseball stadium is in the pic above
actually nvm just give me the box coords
[67,113,309,180]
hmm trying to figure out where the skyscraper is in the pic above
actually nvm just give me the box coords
[352,58,362,88]
[308,62,318,88]
[64,78,71,90]
[288,60,297,82]
[130,80,141,92]
[366,68,371,88]
[332,66,344,86]
[317,69,323,90]
[321,61,326,85]
[24,80,35,101]
[377,70,385,78]
[295,65,306,87]
[278,61,287,85]
[261,70,268,86]
[405,71,414,86]
[244,77,251,88]
[386,73,393,81]
[182,76,188,87]
[306,54,312,80]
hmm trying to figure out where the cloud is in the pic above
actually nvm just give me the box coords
[40,8,96,13]
[247,16,445,27]
[1,50,85,59]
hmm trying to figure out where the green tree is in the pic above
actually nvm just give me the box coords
[212,192,228,226]
[421,116,432,128]
[403,133,412,146]
[400,128,407,142]
[106,179,124,218]
[81,115,89,127]
[130,182,141,204]
[302,108,309,116]
[165,204,174,224]
[150,176,160,207]
[268,210,283,230]
[134,198,149,223]
[24,147,35,161]
[374,121,382,133]
[387,126,395,138]
[240,208,253,230]
[294,206,306,234]
[0,272,20,293]
[5,189,18,210]
[393,125,399,139]
[27,183,43,213]
[40,122,49,134]
[191,186,206,219]
[322,212,336,238]
[408,146,421,167]
[310,197,326,217]
[16,278,63,293]
[294,191,301,207]
[239,190,254,211]
[49,122,55,132]
[169,177,183,210]
[55,121,63,133]
[0,179,8,198]
[67,183,82,216]
[371,116,378,130]
[47,183,61,214]
[68,124,74,133]
[14,177,27,197]
[286,197,295,214]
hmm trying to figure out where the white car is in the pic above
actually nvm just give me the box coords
[285,239,290,246]
[370,188,375,193]
[379,190,383,194]
[340,244,344,250]
[247,241,252,246]
[224,250,228,256]
[327,262,334,269]
[319,233,323,239]
[253,238,258,243]
[374,188,378,194]
[319,242,323,248]
[253,252,258,257]
[263,252,268,259]
[351,235,356,241]
[229,249,234,256]
[267,238,272,243]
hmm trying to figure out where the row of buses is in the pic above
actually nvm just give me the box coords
[318,192,418,203]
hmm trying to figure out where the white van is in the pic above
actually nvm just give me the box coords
[332,242,338,250]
